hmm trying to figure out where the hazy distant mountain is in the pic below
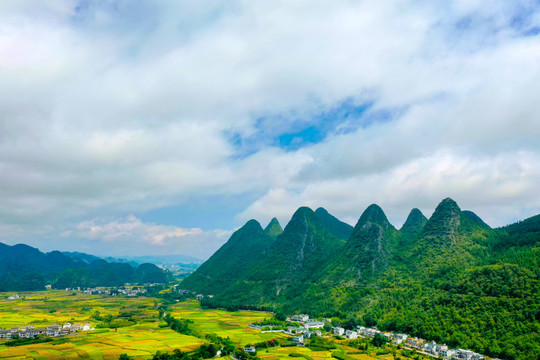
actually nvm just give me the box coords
[62,251,102,264]
[0,243,169,291]
[106,254,204,265]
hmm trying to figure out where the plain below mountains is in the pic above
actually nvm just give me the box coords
[182,198,540,360]
[0,244,170,291]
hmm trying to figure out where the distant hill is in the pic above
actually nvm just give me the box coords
[0,243,170,291]
[187,198,539,360]
[106,254,204,265]
[62,251,102,264]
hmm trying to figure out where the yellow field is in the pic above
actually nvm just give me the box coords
[0,291,204,359]
[170,301,289,344]
[0,292,389,360]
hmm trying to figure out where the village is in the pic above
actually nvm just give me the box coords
[248,314,498,360]
[0,322,94,340]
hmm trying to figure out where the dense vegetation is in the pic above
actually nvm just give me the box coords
[0,243,169,290]
[314,207,354,240]
[265,218,284,239]
[182,198,540,360]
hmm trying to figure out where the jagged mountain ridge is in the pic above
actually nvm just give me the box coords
[184,198,539,360]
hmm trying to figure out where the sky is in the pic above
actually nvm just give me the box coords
[0,0,539,259]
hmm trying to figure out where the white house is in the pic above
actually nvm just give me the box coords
[304,321,324,329]
[440,349,456,359]
[291,314,309,322]
[456,349,474,360]
[8,295,20,300]
[394,333,408,345]
[293,335,304,344]
[345,330,358,339]
[333,327,345,336]
[244,346,256,353]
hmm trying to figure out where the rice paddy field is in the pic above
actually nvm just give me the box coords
[0,291,386,360]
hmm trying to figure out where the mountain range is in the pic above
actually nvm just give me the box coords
[0,243,169,291]
[182,198,539,360]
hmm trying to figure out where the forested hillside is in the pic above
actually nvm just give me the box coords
[0,243,169,291]
[186,198,540,360]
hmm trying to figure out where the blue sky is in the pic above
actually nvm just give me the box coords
[0,0,539,258]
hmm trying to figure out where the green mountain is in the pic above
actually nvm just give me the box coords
[314,207,354,240]
[462,210,491,229]
[409,198,492,280]
[264,217,284,239]
[322,204,398,284]
[181,220,274,294]
[190,207,345,305]
[400,208,428,235]
[246,207,344,284]
[0,242,169,291]
[192,198,539,360]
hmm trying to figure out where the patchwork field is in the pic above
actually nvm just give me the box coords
[169,301,289,344]
[0,292,387,360]
[0,291,205,359]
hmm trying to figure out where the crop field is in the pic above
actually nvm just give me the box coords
[169,301,289,344]
[0,291,205,359]
[0,292,390,360]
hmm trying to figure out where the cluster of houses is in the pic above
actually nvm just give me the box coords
[0,323,94,340]
[249,314,496,360]
[249,314,325,346]
[81,287,146,296]
[335,326,495,360]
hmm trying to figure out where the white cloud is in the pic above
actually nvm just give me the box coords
[71,215,231,258]
[239,150,540,229]
[0,1,539,255]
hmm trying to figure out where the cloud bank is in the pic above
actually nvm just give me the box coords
[0,0,539,257]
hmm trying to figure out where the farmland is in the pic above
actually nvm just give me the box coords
[0,291,387,360]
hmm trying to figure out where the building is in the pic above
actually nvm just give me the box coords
[440,349,456,359]
[345,330,358,339]
[304,321,324,329]
[8,294,20,300]
[293,335,304,344]
[394,333,408,345]
[333,327,345,336]
[244,346,256,353]
[46,325,60,337]
[291,314,309,322]
[407,337,424,348]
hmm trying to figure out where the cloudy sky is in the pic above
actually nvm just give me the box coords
[1,0,539,259]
